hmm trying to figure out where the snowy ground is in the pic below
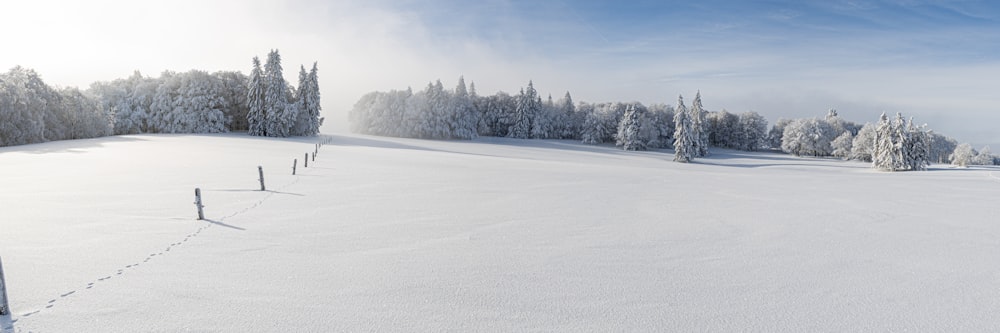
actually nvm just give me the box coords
[1,133,999,332]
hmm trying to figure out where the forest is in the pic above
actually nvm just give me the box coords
[0,50,320,147]
[350,77,998,169]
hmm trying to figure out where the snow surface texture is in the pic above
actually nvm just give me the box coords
[1,133,999,332]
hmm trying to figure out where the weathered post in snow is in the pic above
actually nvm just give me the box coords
[258,166,266,191]
[292,159,297,175]
[312,152,315,162]
[194,188,205,220]
[0,256,10,317]
[305,153,309,168]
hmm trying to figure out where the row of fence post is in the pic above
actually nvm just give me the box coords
[194,140,329,220]
[1,138,332,323]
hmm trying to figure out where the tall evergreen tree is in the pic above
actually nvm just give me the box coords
[905,117,930,170]
[872,112,898,170]
[508,83,534,139]
[691,91,709,157]
[616,104,645,151]
[306,62,323,135]
[263,49,292,137]
[872,112,929,171]
[450,76,477,139]
[673,95,695,162]
[292,65,311,136]
[557,91,577,139]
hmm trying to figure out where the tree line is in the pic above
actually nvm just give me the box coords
[350,77,996,170]
[0,49,321,148]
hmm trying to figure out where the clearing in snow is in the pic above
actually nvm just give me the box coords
[1,133,999,331]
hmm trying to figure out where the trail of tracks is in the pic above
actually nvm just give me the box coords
[9,141,330,332]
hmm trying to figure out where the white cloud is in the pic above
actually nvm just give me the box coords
[1,0,996,145]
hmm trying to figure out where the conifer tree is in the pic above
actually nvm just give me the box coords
[246,56,266,136]
[558,91,576,139]
[450,76,477,139]
[263,49,292,137]
[306,62,323,135]
[616,104,646,151]
[508,82,535,139]
[292,65,311,136]
[691,91,709,157]
[673,95,695,162]
[872,112,929,171]
[905,117,930,170]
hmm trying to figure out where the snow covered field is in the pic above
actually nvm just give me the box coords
[1,133,999,332]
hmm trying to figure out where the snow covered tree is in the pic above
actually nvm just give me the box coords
[479,91,515,137]
[247,56,266,136]
[555,91,577,139]
[974,146,995,165]
[673,95,695,163]
[291,65,312,136]
[872,112,903,170]
[529,93,549,139]
[781,118,835,157]
[904,118,930,171]
[263,49,294,137]
[831,131,854,159]
[951,143,975,167]
[214,71,249,132]
[508,85,533,139]
[871,112,928,171]
[579,103,605,144]
[449,76,478,139]
[691,91,709,157]
[707,110,739,149]
[0,67,54,145]
[767,118,792,149]
[306,62,323,135]
[850,123,876,162]
[616,104,646,151]
[643,103,674,148]
[58,87,111,140]
[928,133,958,164]
[737,111,768,151]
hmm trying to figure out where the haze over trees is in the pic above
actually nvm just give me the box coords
[0,67,112,146]
[351,78,770,163]
[246,49,323,138]
[0,50,322,147]
[1,65,987,171]
[350,77,986,170]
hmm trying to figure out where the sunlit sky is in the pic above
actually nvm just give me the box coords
[2,0,998,145]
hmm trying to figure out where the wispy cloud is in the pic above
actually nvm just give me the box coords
[1,0,996,145]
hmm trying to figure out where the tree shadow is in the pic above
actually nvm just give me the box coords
[324,135,450,153]
[203,219,246,231]
[207,189,304,196]
[1,313,14,333]
[0,135,149,154]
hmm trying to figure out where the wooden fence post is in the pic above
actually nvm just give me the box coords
[305,153,309,168]
[292,159,297,175]
[194,188,205,220]
[258,166,266,191]
[0,256,10,317]
[312,152,315,162]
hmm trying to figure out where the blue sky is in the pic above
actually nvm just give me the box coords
[2,0,997,145]
[361,0,1000,145]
